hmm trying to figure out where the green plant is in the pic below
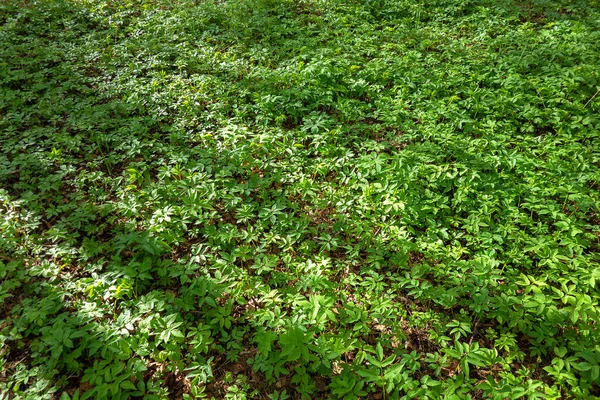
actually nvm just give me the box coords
[1,0,600,397]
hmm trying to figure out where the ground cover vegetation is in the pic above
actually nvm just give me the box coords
[1,0,599,397]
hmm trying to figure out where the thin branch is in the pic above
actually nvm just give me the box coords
[584,88,600,108]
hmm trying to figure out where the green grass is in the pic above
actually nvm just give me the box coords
[1,0,600,398]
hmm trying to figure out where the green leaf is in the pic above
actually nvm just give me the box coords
[376,343,384,362]
[121,380,137,390]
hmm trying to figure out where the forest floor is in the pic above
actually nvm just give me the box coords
[1,0,600,398]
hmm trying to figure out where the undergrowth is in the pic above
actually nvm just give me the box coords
[1,0,600,398]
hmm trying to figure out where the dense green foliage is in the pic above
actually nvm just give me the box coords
[1,0,600,398]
